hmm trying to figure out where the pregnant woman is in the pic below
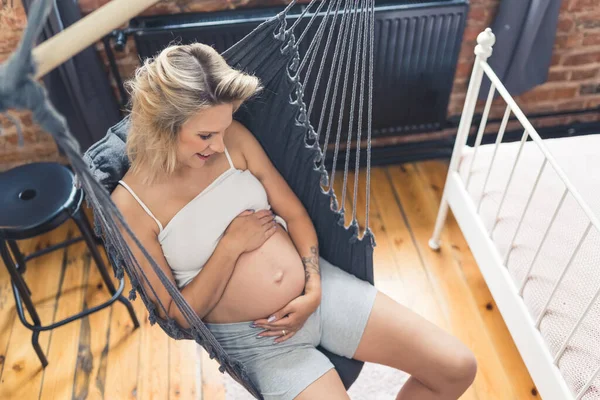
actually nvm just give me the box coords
[111,43,477,400]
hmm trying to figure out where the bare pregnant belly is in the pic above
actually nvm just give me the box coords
[203,225,306,323]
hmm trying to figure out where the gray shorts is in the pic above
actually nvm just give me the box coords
[206,257,378,400]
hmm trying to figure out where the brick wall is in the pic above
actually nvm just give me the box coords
[1,0,599,170]
[453,0,600,136]
[0,0,65,172]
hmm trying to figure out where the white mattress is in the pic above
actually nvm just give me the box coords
[458,134,600,399]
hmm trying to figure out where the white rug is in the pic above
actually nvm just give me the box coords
[223,361,409,399]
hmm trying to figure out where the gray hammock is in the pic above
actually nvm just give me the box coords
[0,0,376,397]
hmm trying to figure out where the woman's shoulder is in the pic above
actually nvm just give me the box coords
[111,179,140,220]
[111,176,160,235]
[225,120,254,170]
[225,120,272,178]
[111,179,134,211]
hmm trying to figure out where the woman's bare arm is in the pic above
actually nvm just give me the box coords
[112,188,243,328]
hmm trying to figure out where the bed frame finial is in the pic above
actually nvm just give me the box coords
[475,28,495,60]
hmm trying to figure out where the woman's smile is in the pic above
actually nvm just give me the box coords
[196,152,212,160]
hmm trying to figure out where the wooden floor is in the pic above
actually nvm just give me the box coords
[0,161,538,400]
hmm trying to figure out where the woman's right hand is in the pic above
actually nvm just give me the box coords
[224,209,278,254]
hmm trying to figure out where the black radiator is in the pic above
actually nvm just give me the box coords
[122,0,468,141]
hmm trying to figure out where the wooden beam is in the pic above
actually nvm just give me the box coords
[32,0,160,79]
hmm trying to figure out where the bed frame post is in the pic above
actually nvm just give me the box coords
[429,28,496,250]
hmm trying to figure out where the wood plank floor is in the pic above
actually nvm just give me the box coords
[0,161,538,399]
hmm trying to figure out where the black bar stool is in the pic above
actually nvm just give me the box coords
[0,162,139,367]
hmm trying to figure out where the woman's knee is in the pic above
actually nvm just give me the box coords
[444,344,477,388]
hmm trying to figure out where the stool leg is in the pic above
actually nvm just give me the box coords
[7,240,32,295]
[31,331,48,368]
[8,240,27,273]
[72,209,140,329]
[0,240,48,367]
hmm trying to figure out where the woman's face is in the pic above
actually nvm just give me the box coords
[177,103,233,169]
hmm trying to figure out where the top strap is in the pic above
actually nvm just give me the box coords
[117,180,164,232]
[223,145,234,170]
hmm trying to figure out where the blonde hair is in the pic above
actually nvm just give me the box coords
[124,43,261,182]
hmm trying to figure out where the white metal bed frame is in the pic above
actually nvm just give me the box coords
[429,28,600,400]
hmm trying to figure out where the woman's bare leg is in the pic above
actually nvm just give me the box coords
[353,291,477,399]
[294,369,349,400]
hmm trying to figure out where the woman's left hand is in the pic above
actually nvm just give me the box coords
[252,293,320,343]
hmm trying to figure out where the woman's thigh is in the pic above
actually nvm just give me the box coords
[318,257,379,358]
[294,369,349,400]
[244,346,338,400]
[352,290,477,389]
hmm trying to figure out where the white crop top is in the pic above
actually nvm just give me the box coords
[118,146,288,289]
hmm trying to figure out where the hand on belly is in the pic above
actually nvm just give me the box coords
[203,225,306,323]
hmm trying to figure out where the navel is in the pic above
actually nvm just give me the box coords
[273,270,284,283]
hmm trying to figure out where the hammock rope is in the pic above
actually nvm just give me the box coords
[332,0,362,221]
[346,0,367,228]
[316,0,354,188]
[0,0,377,397]
[303,0,344,133]
[353,0,370,227]
[366,0,375,230]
